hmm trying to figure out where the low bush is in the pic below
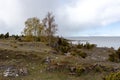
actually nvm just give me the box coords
[75,65,85,76]
[104,71,120,80]
[0,34,4,38]
[108,53,118,62]
[76,43,84,49]
[108,47,120,62]
[78,51,87,58]
[71,50,87,58]
[54,37,71,53]
[0,32,9,39]
[84,42,96,49]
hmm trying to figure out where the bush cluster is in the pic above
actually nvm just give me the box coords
[109,47,120,62]
[0,32,9,39]
[76,42,96,49]
[71,50,87,58]
[12,35,20,40]
[54,37,71,53]
[84,42,96,49]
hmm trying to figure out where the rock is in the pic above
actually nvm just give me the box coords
[45,57,51,64]
[64,52,71,56]
[55,57,58,59]
[0,65,7,70]
[68,72,76,75]
[69,67,76,72]
[19,67,28,76]
[3,66,28,77]
[46,65,57,72]
[3,67,19,77]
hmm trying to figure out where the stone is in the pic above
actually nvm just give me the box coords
[69,67,76,72]
[19,67,28,76]
[45,57,51,64]
[3,67,19,77]
[3,66,28,77]
[64,52,71,56]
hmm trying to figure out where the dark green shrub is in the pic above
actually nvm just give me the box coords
[15,35,19,40]
[76,43,84,49]
[108,47,120,62]
[57,37,69,46]
[84,42,96,49]
[71,50,87,58]
[116,47,120,59]
[108,53,118,62]
[78,52,87,58]
[12,34,20,40]
[58,46,70,53]
[4,32,9,38]
[0,34,4,38]
[54,37,71,53]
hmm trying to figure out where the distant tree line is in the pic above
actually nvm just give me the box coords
[0,32,9,39]
[0,32,24,41]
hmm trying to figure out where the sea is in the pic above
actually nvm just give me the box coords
[65,37,120,50]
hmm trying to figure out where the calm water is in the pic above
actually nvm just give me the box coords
[66,37,120,50]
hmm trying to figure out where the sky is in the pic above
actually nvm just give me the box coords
[0,0,120,37]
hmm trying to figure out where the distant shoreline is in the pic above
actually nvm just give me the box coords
[65,37,120,50]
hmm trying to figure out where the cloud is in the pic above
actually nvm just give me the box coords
[0,0,23,34]
[57,0,120,36]
[60,0,120,25]
[0,0,120,36]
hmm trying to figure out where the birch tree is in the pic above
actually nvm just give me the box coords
[23,17,43,41]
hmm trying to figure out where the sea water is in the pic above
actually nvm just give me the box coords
[66,37,120,50]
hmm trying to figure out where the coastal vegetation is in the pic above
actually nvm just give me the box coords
[108,47,120,62]
[0,12,120,80]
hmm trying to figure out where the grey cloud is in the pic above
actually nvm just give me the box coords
[0,0,120,36]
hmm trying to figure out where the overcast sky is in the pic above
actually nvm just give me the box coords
[0,0,120,37]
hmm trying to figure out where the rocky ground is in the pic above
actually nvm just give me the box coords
[0,39,120,80]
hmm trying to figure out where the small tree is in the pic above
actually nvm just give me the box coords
[43,12,57,45]
[4,32,9,38]
[23,17,43,41]
[0,34,4,38]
